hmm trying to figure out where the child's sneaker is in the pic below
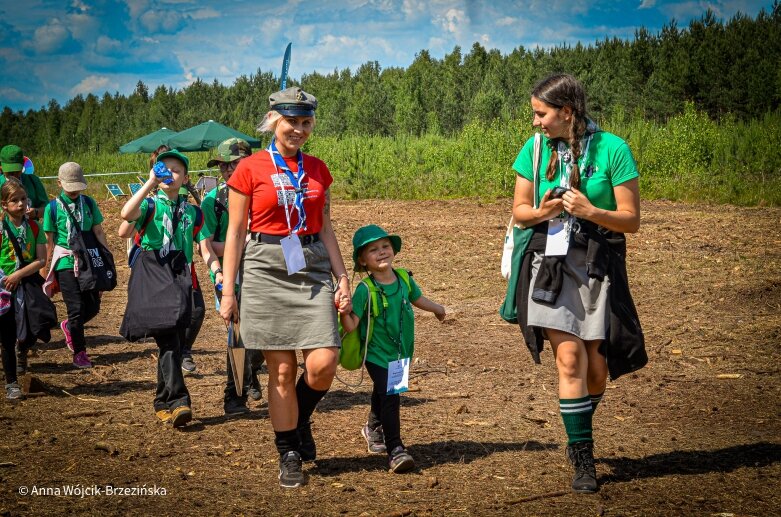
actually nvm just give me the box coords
[72,351,92,369]
[155,409,172,423]
[5,382,23,401]
[361,423,386,454]
[181,356,197,375]
[61,320,74,352]
[278,451,306,488]
[171,405,192,428]
[388,446,415,473]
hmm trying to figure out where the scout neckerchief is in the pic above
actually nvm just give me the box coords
[157,191,188,259]
[266,137,307,235]
[57,192,85,240]
[2,214,30,268]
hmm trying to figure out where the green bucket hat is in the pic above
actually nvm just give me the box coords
[0,144,24,173]
[352,225,402,272]
[207,138,252,167]
[156,148,189,172]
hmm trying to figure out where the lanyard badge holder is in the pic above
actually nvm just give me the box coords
[267,140,307,275]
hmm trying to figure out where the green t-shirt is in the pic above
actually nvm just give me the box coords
[352,271,422,368]
[135,191,207,264]
[200,184,229,283]
[43,193,104,271]
[0,174,49,214]
[0,215,45,278]
[512,131,639,211]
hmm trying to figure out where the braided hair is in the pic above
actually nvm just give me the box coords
[531,74,588,189]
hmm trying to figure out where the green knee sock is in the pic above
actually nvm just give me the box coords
[590,391,604,413]
[560,396,593,445]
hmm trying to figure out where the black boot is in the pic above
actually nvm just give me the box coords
[566,441,598,493]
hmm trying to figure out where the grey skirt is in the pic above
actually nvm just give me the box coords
[239,238,340,350]
[527,247,610,341]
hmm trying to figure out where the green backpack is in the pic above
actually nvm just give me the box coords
[338,268,412,371]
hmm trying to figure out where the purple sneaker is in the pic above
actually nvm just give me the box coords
[61,320,74,352]
[73,351,92,369]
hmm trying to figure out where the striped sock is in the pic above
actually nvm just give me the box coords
[590,392,604,413]
[560,396,593,445]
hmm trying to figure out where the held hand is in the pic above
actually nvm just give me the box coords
[561,187,595,220]
[334,278,351,309]
[337,296,353,315]
[218,294,238,324]
[536,189,566,221]
[25,206,38,219]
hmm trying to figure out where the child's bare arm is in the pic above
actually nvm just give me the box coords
[121,171,160,221]
[340,311,360,333]
[117,220,136,239]
[412,295,446,321]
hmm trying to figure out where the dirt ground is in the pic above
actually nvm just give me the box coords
[0,198,779,516]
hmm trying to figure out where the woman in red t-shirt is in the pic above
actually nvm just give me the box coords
[220,87,352,489]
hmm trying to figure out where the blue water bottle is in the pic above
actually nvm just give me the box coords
[153,161,174,184]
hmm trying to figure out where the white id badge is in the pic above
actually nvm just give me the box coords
[281,234,306,275]
[386,358,410,395]
[545,217,570,256]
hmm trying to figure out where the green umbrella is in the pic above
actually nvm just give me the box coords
[119,127,178,153]
[166,120,261,152]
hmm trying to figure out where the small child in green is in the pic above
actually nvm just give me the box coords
[340,225,445,473]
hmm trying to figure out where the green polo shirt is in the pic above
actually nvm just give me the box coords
[352,272,422,368]
[42,193,104,271]
[135,191,207,263]
[0,174,49,214]
[0,215,45,278]
[512,131,639,211]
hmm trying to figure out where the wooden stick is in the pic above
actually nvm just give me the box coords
[505,490,569,505]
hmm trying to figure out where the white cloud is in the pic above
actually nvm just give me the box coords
[480,33,490,44]
[435,8,467,38]
[189,8,219,20]
[297,25,317,45]
[0,87,34,102]
[70,0,89,13]
[31,18,75,54]
[139,9,186,34]
[496,16,516,27]
[401,0,428,18]
[95,35,122,54]
[638,0,657,8]
[69,75,117,96]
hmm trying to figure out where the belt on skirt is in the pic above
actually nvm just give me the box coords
[248,232,320,246]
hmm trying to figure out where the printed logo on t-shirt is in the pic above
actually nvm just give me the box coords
[271,173,301,207]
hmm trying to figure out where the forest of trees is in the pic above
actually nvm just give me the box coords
[0,5,779,157]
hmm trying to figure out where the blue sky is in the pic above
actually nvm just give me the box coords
[0,0,773,112]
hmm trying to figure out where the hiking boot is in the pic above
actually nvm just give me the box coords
[278,451,306,488]
[155,409,172,423]
[171,405,192,428]
[247,373,262,401]
[5,382,23,401]
[388,446,415,473]
[61,320,74,352]
[224,397,250,416]
[72,351,92,369]
[361,423,386,454]
[297,421,316,462]
[181,356,197,375]
[15,344,27,375]
[566,441,598,493]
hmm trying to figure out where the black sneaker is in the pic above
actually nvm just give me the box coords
[361,423,386,454]
[388,446,415,473]
[247,373,262,401]
[298,421,316,461]
[224,397,250,416]
[181,356,196,375]
[278,451,306,488]
[15,344,27,375]
[566,441,598,493]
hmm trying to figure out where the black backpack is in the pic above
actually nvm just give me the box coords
[49,196,117,292]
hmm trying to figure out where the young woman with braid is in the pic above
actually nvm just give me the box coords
[511,73,646,493]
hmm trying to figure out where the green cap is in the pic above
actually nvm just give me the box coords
[206,138,252,167]
[0,145,24,173]
[269,87,317,117]
[156,148,189,172]
[352,225,402,272]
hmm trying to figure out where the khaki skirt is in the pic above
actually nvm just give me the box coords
[239,239,340,350]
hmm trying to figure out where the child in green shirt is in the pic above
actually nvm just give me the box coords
[0,179,46,400]
[340,224,446,473]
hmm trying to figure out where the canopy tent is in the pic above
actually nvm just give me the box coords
[118,127,178,154]
[165,120,261,152]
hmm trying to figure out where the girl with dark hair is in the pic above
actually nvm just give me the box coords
[511,73,646,493]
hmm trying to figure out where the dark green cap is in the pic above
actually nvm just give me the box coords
[352,225,402,272]
[269,87,317,117]
[0,145,24,173]
[156,148,189,172]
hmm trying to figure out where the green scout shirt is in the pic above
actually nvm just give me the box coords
[135,191,207,263]
[0,215,45,278]
[352,272,422,368]
[0,174,49,213]
[512,131,639,211]
[43,192,104,271]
